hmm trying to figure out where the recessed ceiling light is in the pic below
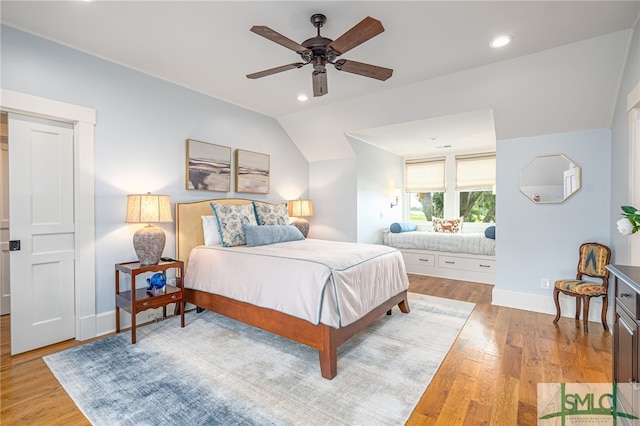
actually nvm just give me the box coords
[490,35,513,49]
[297,94,308,101]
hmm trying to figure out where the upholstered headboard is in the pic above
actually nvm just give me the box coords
[175,198,253,270]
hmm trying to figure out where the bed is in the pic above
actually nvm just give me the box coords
[383,230,496,284]
[175,198,410,379]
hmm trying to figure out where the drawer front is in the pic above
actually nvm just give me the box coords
[617,279,639,319]
[439,255,495,273]
[402,252,435,268]
[136,292,183,310]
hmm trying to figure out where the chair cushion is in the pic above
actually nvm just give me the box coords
[555,279,607,296]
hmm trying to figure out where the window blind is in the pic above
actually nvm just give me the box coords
[405,157,446,192]
[455,153,496,190]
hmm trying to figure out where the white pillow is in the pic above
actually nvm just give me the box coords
[201,215,220,246]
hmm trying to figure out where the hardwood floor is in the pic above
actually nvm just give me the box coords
[0,274,612,425]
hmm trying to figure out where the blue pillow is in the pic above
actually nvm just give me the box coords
[390,222,417,233]
[243,224,305,247]
[484,225,496,239]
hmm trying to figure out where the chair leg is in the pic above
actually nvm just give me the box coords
[575,296,582,320]
[582,296,590,334]
[553,288,561,324]
[601,295,609,331]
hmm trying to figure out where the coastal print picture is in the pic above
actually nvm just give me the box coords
[235,149,270,194]
[186,139,231,192]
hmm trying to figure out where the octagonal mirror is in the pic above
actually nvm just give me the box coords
[520,154,581,204]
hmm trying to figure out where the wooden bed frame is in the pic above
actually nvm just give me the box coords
[175,198,410,379]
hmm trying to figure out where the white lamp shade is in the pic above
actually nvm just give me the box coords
[125,193,172,265]
[126,193,173,224]
[288,199,314,217]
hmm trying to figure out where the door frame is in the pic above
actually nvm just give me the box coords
[628,82,640,266]
[1,89,97,341]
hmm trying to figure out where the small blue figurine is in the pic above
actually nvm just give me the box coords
[146,272,167,293]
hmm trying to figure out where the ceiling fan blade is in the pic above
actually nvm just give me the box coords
[334,59,393,81]
[327,16,385,55]
[250,26,310,53]
[246,63,306,79]
[312,70,328,97]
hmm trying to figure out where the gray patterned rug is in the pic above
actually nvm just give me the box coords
[44,292,474,425]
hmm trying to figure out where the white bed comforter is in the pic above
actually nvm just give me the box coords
[184,239,409,328]
[383,231,495,256]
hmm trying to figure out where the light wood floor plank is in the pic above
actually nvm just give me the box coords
[1,274,612,425]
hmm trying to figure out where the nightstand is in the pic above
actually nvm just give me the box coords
[115,260,185,343]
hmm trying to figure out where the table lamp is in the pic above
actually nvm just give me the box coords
[125,193,173,265]
[288,199,314,237]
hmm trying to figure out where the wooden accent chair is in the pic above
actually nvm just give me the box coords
[553,242,612,333]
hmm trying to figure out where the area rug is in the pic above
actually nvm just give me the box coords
[44,292,474,426]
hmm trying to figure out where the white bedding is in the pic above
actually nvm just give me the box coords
[383,231,495,256]
[184,239,409,328]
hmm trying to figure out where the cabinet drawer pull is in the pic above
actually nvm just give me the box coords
[479,264,491,268]
[171,295,176,300]
[445,261,455,264]
[142,302,148,307]
[620,292,632,298]
[419,258,430,262]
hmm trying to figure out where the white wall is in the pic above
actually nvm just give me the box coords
[1,26,309,314]
[494,129,611,316]
[309,158,357,242]
[610,18,640,266]
[349,137,403,244]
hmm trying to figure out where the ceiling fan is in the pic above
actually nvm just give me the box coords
[246,13,393,97]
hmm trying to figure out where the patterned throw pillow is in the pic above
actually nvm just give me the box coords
[210,202,258,247]
[433,217,463,233]
[253,201,289,225]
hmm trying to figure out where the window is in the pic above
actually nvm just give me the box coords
[455,153,496,191]
[456,153,496,223]
[405,153,496,225]
[405,157,445,193]
[409,192,444,222]
[459,190,496,222]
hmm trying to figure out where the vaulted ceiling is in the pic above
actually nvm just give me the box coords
[3,1,639,161]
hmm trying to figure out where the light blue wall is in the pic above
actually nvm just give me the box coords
[349,137,403,244]
[496,129,611,296]
[309,158,357,242]
[1,26,309,314]
[610,19,640,265]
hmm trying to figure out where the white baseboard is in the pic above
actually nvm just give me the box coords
[95,306,169,337]
[492,288,614,326]
[77,314,97,341]
[94,302,194,337]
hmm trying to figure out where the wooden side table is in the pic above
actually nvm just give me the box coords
[115,260,185,343]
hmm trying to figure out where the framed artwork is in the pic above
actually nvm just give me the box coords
[235,149,270,194]
[186,139,231,192]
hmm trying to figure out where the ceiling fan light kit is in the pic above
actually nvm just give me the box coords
[246,14,393,97]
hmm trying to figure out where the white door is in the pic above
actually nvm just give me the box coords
[9,114,76,355]
[1,113,9,315]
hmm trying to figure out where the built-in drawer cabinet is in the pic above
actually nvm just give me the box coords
[608,265,640,424]
[402,251,435,268]
[438,255,495,273]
